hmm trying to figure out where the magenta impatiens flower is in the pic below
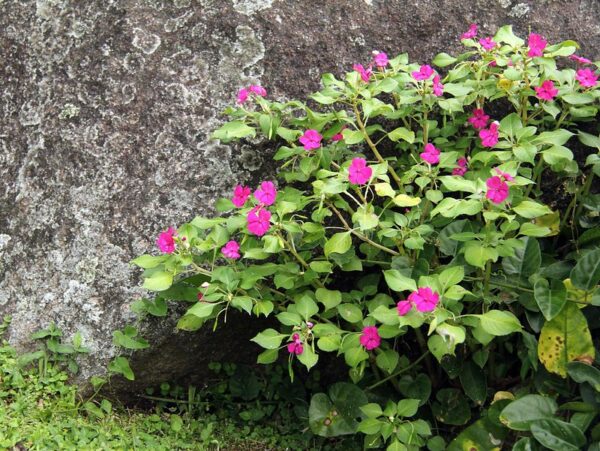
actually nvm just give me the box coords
[348,158,373,185]
[373,51,389,69]
[247,207,271,236]
[420,143,441,165]
[575,68,598,88]
[287,333,303,355]
[232,185,251,207]
[479,122,499,147]
[452,157,468,176]
[353,63,373,82]
[397,300,412,316]
[527,33,547,58]
[468,109,490,130]
[570,54,592,65]
[461,23,478,40]
[486,176,509,204]
[249,85,267,97]
[432,75,444,96]
[254,181,277,206]
[409,287,440,312]
[535,80,559,101]
[359,326,381,351]
[331,132,343,142]
[221,240,240,259]
[237,88,249,104]
[494,168,514,181]
[156,227,176,254]
[479,37,497,51]
[412,64,434,81]
[299,129,323,151]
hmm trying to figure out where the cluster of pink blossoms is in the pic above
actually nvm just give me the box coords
[453,157,468,176]
[156,227,177,253]
[468,109,490,130]
[479,122,499,148]
[397,287,440,316]
[527,33,547,58]
[221,240,240,259]
[411,65,444,96]
[460,24,497,51]
[485,169,512,204]
[420,143,440,165]
[237,85,267,104]
[535,80,559,101]
[576,68,598,88]
[287,333,304,355]
[348,158,373,185]
[299,129,323,150]
[353,51,389,83]
[359,326,381,351]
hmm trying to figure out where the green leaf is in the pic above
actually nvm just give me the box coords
[534,278,567,321]
[398,374,431,406]
[513,200,553,219]
[376,349,399,374]
[459,361,487,405]
[357,418,382,435]
[315,288,342,310]
[432,52,457,67]
[384,270,417,292]
[143,271,173,292]
[396,399,420,417]
[499,394,558,431]
[250,329,285,350]
[477,310,522,336]
[438,176,477,193]
[345,347,369,367]
[108,356,134,381]
[297,346,319,370]
[464,243,498,269]
[360,403,383,418]
[562,93,594,105]
[386,440,408,451]
[296,295,319,320]
[502,237,541,277]
[533,129,574,147]
[392,194,421,207]
[212,120,256,142]
[432,388,471,425]
[186,301,217,319]
[439,266,464,291]
[342,129,364,145]
[337,303,363,323]
[570,248,600,291]
[309,383,368,437]
[538,303,595,377]
[388,127,415,143]
[494,25,525,47]
[530,419,586,451]
[112,330,149,350]
[257,348,279,364]
[567,361,600,391]
[324,232,352,257]
[499,113,523,140]
[131,255,166,269]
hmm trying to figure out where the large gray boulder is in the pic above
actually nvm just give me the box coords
[1,0,598,391]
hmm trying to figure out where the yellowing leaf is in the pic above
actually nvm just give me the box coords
[393,194,421,207]
[538,303,595,377]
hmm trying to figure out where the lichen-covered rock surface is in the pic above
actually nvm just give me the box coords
[1,0,598,393]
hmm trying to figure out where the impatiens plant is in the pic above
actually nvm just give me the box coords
[126,25,600,449]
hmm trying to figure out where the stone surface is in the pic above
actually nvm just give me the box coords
[1,0,598,392]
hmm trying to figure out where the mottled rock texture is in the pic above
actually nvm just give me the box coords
[1,0,598,392]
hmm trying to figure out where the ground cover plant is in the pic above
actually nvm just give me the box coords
[126,24,600,449]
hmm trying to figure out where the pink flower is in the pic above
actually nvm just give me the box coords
[570,54,592,65]
[359,326,381,351]
[254,181,277,206]
[527,33,547,58]
[232,185,251,207]
[247,207,271,236]
[468,109,490,130]
[373,51,389,68]
[452,157,468,176]
[535,80,558,101]
[249,85,267,97]
[287,333,303,355]
[575,68,598,88]
[221,240,240,259]
[489,60,498,67]
[479,122,499,148]
[486,176,509,204]
[397,300,412,316]
[494,168,514,181]
[348,158,373,185]
[299,129,323,151]
[237,88,249,104]
[461,23,478,40]
[420,143,440,165]
[331,133,343,142]
[156,227,176,254]
[479,37,497,51]
[412,64,434,81]
[408,287,440,313]
[432,75,444,96]
[353,64,373,82]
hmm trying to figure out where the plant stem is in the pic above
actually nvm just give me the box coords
[366,351,431,391]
